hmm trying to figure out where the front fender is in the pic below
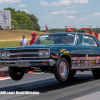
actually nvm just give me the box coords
[56,54,72,69]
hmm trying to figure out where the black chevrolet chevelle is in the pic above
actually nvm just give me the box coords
[0,32,100,82]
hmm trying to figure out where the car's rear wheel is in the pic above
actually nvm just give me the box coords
[92,68,100,79]
[68,70,76,79]
[9,67,24,81]
[54,58,69,82]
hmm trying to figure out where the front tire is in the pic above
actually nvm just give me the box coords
[9,67,24,81]
[92,69,100,79]
[68,70,76,79]
[54,58,69,82]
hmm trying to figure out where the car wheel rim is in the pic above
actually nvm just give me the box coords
[59,61,67,77]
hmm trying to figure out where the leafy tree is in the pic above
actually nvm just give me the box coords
[11,19,18,25]
[4,7,15,14]
[29,14,40,31]
[4,7,40,31]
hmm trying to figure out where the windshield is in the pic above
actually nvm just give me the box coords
[34,34,75,45]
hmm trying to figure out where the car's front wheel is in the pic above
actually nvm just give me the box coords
[54,58,69,82]
[68,70,76,79]
[92,68,100,79]
[9,67,24,81]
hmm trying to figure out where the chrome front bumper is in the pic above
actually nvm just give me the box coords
[0,59,55,67]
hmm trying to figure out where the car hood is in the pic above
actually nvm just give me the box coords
[1,44,75,53]
[0,45,50,50]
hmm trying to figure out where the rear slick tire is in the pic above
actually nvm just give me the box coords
[92,69,100,79]
[54,58,69,82]
[9,67,24,81]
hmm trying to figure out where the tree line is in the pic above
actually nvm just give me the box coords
[4,7,40,31]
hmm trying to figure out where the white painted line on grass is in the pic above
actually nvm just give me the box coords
[0,77,11,81]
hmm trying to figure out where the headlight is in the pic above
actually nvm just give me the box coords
[1,51,10,58]
[6,51,10,57]
[44,50,49,56]
[38,50,44,56]
[2,51,6,57]
[38,50,50,57]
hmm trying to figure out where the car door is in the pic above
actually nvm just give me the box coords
[93,37,100,67]
[71,34,97,69]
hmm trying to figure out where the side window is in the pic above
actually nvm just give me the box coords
[77,35,97,47]
[88,37,97,47]
[77,35,83,46]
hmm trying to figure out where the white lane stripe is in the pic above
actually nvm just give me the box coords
[0,77,11,81]
[72,91,100,100]
[34,72,44,74]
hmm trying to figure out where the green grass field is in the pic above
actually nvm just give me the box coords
[0,40,53,48]
[0,39,54,48]
[0,30,47,48]
[0,41,23,48]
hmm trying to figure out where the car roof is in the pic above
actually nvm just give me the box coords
[41,32,92,36]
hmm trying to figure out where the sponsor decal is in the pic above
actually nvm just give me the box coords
[63,51,69,53]
[96,56,99,60]
[98,64,100,66]
[72,61,77,64]
[88,57,92,60]
[85,61,88,63]
[60,49,69,54]
[92,60,96,64]
[60,49,66,52]
[83,36,88,39]
[81,60,84,63]
[92,32,96,36]
[81,64,85,66]
[77,57,86,60]
[92,64,95,66]
[77,63,81,66]
[92,56,96,60]
[88,63,92,66]
[84,63,88,66]
[96,56,99,63]
[40,35,49,38]
[96,59,99,63]
[77,60,80,63]
[88,61,92,63]
[72,57,77,60]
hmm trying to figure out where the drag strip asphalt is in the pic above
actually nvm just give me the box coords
[0,71,100,100]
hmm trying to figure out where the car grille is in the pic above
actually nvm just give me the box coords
[2,49,49,60]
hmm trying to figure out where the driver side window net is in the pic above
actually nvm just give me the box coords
[77,35,97,47]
